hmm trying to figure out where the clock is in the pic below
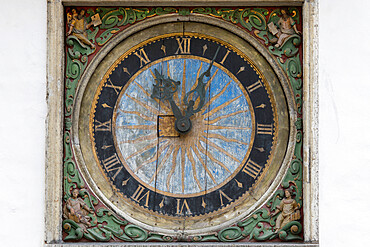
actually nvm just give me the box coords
[75,21,291,234]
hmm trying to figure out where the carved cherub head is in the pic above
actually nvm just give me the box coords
[284,189,291,198]
[284,188,294,198]
[72,188,79,198]
[281,9,290,19]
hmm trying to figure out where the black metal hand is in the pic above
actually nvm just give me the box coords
[151,69,191,134]
[183,46,220,117]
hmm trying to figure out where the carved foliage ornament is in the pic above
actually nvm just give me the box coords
[63,6,303,242]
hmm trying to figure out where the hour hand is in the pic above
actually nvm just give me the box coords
[151,69,192,134]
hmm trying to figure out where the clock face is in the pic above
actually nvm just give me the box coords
[91,33,275,216]
[77,22,290,233]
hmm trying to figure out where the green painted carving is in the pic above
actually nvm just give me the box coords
[218,227,244,242]
[63,206,176,242]
[191,234,218,242]
[268,34,301,58]
[63,7,303,242]
[147,234,173,242]
[192,8,269,31]
[179,8,191,16]
[96,28,120,46]
[97,7,178,29]
[279,54,303,114]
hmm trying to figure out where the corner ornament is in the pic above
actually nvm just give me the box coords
[67,8,101,49]
[265,9,302,58]
[271,189,301,233]
[63,188,96,234]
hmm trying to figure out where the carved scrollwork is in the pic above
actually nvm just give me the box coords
[62,7,304,242]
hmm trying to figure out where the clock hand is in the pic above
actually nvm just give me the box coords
[183,46,220,117]
[151,68,192,134]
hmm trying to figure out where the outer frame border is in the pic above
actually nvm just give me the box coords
[45,0,318,246]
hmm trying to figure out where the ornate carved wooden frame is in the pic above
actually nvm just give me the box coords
[45,0,318,246]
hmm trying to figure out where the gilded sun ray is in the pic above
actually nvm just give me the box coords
[166,146,180,191]
[203,92,242,118]
[126,93,160,115]
[186,147,203,190]
[134,152,158,173]
[172,62,181,107]
[200,136,241,163]
[181,59,187,107]
[181,147,186,193]
[183,62,203,104]
[117,124,156,130]
[149,144,174,184]
[125,140,161,161]
[119,133,157,144]
[201,80,231,113]
[206,110,245,124]
[192,146,217,184]
[197,139,231,173]
[134,139,172,173]
[207,133,249,145]
[206,125,250,131]
[118,109,155,122]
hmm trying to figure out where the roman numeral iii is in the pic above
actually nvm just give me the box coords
[257,123,273,135]
[242,159,262,179]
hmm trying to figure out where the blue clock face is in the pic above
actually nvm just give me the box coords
[115,57,253,196]
[91,34,277,217]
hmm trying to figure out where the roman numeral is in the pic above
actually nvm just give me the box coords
[242,159,262,179]
[176,199,191,215]
[105,78,122,95]
[131,185,150,207]
[175,37,191,54]
[102,154,122,181]
[219,50,231,65]
[94,119,111,132]
[257,123,273,135]
[247,80,263,93]
[134,48,151,67]
[219,190,232,206]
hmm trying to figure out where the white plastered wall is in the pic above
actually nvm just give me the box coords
[0,0,369,246]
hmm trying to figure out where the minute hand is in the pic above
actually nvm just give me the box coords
[184,46,220,116]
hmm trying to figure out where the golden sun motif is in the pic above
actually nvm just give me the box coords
[113,56,254,197]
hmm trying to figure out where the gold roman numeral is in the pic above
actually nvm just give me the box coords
[176,199,191,215]
[175,37,191,54]
[95,119,111,132]
[102,154,122,181]
[219,50,231,65]
[131,185,150,207]
[105,78,122,95]
[219,190,232,206]
[134,48,151,67]
[247,80,263,93]
[257,123,273,135]
[242,159,262,179]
